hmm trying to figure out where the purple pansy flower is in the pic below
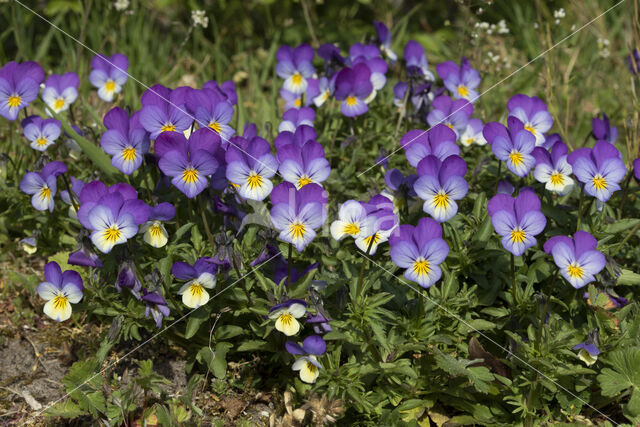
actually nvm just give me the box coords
[349,44,387,91]
[19,161,67,212]
[286,335,326,383]
[274,125,317,151]
[389,217,449,288]
[507,94,553,146]
[270,182,328,252]
[60,175,84,217]
[374,20,397,62]
[36,261,83,322]
[436,57,481,102]
[401,124,460,167]
[101,107,150,175]
[89,53,129,102]
[572,330,600,366]
[592,113,618,144]
[484,117,536,177]
[543,231,606,289]
[42,72,79,113]
[567,140,626,202]
[269,299,308,336]
[156,129,221,198]
[634,158,640,181]
[68,245,104,269]
[140,202,176,248]
[172,258,217,308]
[459,118,487,147]
[276,44,315,95]
[0,61,44,120]
[226,135,278,201]
[142,289,170,328]
[139,84,193,139]
[488,189,547,256]
[427,95,473,138]
[306,312,332,334]
[355,195,399,254]
[334,63,373,117]
[115,262,142,298]
[186,87,235,142]
[76,180,141,226]
[393,82,407,109]
[203,80,238,106]
[497,179,515,195]
[317,43,345,74]
[404,40,434,80]
[279,107,315,133]
[382,168,418,213]
[330,200,371,242]
[414,155,468,222]
[305,77,332,108]
[277,140,330,189]
[22,115,61,151]
[280,88,303,110]
[532,140,574,195]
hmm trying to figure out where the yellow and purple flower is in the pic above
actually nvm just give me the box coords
[140,202,175,248]
[278,107,315,133]
[276,44,315,95]
[172,258,218,308]
[484,117,536,177]
[41,72,79,114]
[507,94,553,146]
[354,195,398,254]
[186,87,235,141]
[389,217,449,288]
[277,140,330,189]
[404,40,434,80]
[89,53,129,102]
[142,289,170,328]
[544,231,606,289]
[401,124,460,168]
[460,118,487,147]
[427,95,473,138]
[19,161,67,212]
[37,261,83,322]
[269,299,308,336]
[568,140,626,202]
[330,200,369,242]
[286,335,326,383]
[532,139,574,195]
[139,84,193,139]
[488,189,546,256]
[226,135,278,201]
[22,115,61,152]
[373,20,397,62]
[572,330,600,366]
[0,61,44,120]
[414,155,468,222]
[101,107,150,175]
[334,63,374,117]
[436,57,481,102]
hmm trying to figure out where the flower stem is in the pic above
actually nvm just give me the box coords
[611,220,640,258]
[230,251,253,306]
[355,237,375,299]
[61,173,80,212]
[286,242,293,287]
[510,253,517,307]
[198,196,215,253]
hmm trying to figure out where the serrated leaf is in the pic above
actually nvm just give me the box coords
[617,269,640,286]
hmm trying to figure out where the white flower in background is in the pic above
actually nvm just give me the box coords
[497,19,509,34]
[191,10,209,28]
[113,0,129,11]
[554,8,565,25]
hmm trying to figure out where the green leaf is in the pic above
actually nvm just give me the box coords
[605,219,640,234]
[185,307,209,339]
[618,269,640,286]
[45,399,87,417]
[597,348,640,396]
[214,325,245,340]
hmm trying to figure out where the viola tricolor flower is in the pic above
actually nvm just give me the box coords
[278,107,315,133]
[334,63,373,117]
[544,231,606,289]
[374,20,397,62]
[592,113,618,143]
[389,217,449,288]
[140,202,175,248]
[286,335,326,383]
[488,189,546,256]
[414,155,468,222]
[138,84,192,139]
[0,61,44,120]
[20,236,37,254]
[115,262,142,298]
[203,79,238,105]
[41,72,79,114]
[270,182,327,252]
[274,125,317,151]
[532,140,574,195]
[305,77,332,108]
[19,161,67,212]
[401,124,460,167]
[330,200,369,241]
[572,330,600,366]
[89,53,129,102]
[568,140,626,202]
[459,118,487,147]
[436,57,481,102]
[142,289,170,328]
[484,117,536,177]
[60,176,84,217]
[393,82,408,109]
[355,195,398,254]
[507,94,553,146]
[155,129,221,198]
[382,168,418,213]
[280,88,303,110]
[172,258,217,308]
[348,43,388,91]
[37,261,83,322]
[186,87,235,141]
[226,135,278,201]
[22,115,61,151]
[404,40,434,80]
[427,95,473,138]
[277,140,330,189]
[269,299,307,336]
[276,44,315,95]
[101,107,150,175]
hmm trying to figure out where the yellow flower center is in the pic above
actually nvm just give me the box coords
[122,146,137,162]
[567,263,584,279]
[229,181,240,189]
[104,80,116,92]
[510,228,526,243]
[446,122,454,129]
[208,121,222,133]
[413,258,431,277]
[52,294,68,311]
[464,137,474,146]
[297,175,312,188]
[54,98,66,110]
[363,232,381,248]
[294,98,302,107]
[150,222,163,239]
[289,222,306,239]
[104,225,121,243]
[160,123,176,132]
[36,137,48,147]
[433,191,450,209]
[182,167,199,184]
[550,172,564,185]
[457,85,469,97]
[592,174,607,190]
[305,361,318,375]
[346,96,358,106]
[7,94,21,108]
[189,283,204,298]
[291,73,303,85]
[40,186,51,201]
[509,150,524,167]
[279,312,294,327]
[524,124,536,135]
[343,222,360,235]
[247,172,263,189]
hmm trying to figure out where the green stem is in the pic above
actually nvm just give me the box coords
[510,253,517,306]
[61,173,80,212]
[610,220,640,258]
[230,251,253,306]
[286,242,293,287]
[198,196,215,253]
[355,237,375,298]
